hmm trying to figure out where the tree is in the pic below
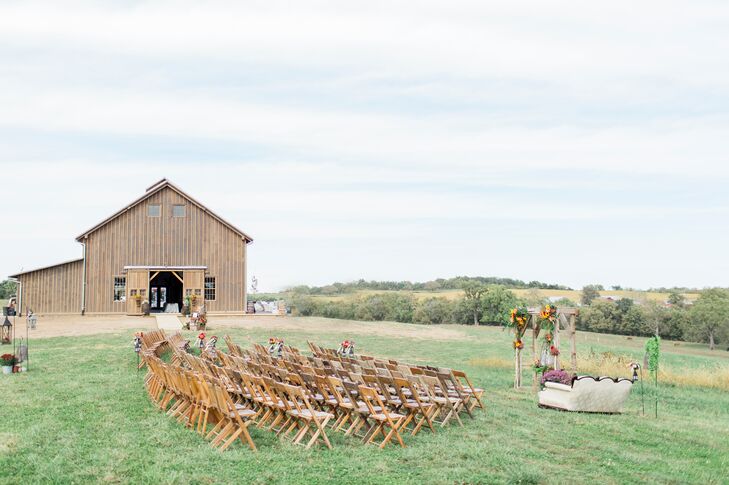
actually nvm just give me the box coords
[577,301,620,333]
[580,285,601,306]
[642,300,668,337]
[622,305,646,335]
[462,282,487,325]
[0,279,17,299]
[616,297,634,314]
[481,285,521,325]
[412,298,453,325]
[689,288,729,350]
[667,291,686,308]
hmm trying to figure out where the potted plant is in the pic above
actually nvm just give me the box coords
[540,369,574,387]
[1,353,16,375]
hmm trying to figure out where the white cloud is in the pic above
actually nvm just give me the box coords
[1,1,728,290]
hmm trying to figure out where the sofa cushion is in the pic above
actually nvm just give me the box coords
[544,382,572,392]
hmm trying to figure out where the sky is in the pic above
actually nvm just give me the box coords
[1,1,728,292]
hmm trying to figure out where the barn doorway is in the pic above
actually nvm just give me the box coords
[149,271,183,313]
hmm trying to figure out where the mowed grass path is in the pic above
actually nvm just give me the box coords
[1,318,728,484]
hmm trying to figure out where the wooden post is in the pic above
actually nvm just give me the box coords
[514,347,522,389]
[532,315,538,392]
[554,315,561,371]
[570,313,577,371]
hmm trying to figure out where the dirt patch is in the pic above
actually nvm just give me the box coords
[10,314,157,339]
[0,433,19,454]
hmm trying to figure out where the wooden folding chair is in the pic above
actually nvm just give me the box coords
[205,379,258,451]
[357,385,407,449]
[451,369,485,411]
[278,383,334,449]
[419,375,464,427]
[437,371,474,419]
[393,376,436,435]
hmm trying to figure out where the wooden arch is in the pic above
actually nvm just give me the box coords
[514,307,579,390]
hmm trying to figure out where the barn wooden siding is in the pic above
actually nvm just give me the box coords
[17,259,83,314]
[83,186,246,313]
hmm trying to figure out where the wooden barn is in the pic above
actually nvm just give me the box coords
[10,179,252,316]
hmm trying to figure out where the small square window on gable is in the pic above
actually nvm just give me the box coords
[172,204,186,217]
[148,204,161,217]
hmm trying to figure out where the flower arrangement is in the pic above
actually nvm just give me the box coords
[506,307,530,388]
[538,304,560,359]
[268,337,284,357]
[338,340,355,356]
[132,294,142,303]
[539,304,557,322]
[541,369,574,386]
[1,353,16,367]
[509,307,529,326]
[507,307,530,349]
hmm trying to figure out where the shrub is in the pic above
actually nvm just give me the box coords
[412,298,453,325]
[289,295,319,316]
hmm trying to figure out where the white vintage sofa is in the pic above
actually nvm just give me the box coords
[538,376,633,413]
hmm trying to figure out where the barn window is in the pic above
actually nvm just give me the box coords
[205,277,216,301]
[113,277,126,302]
[148,204,161,217]
[172,204,186,217]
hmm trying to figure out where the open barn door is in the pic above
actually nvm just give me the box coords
[126,269,149,315]
[183,269,204,313]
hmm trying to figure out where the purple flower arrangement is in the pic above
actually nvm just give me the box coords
[541,369,575,386]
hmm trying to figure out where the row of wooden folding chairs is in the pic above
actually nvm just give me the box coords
[143,353,258,451]
[175,350,336,449]
[306,341,485,413]
[139,330,171,359]
[216,344,476,446]
[142,333,484,450]
[213,356,410,448]
[230,341,477,422]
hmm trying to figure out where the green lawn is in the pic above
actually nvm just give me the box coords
[1,318,728,484]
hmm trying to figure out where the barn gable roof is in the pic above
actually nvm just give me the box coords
[75,178,253,243]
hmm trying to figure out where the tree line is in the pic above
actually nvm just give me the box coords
[290,283,729,350]
[288,276,571,295]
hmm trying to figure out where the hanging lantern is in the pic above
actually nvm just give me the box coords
[1,316,12,345]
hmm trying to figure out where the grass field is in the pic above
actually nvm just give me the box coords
[299,288,700,304]
[1,317,728,484]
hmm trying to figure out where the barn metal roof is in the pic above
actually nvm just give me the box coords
[9,258,84,277]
